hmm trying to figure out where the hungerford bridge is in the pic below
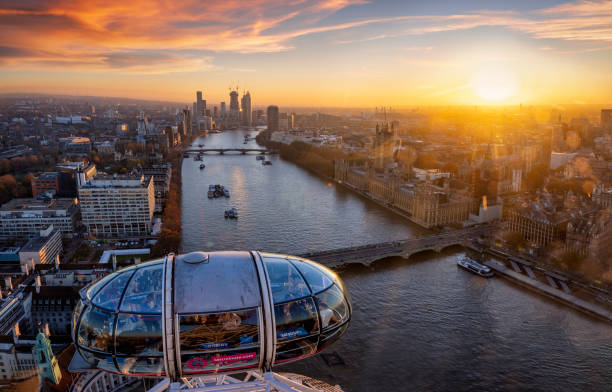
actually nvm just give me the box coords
[184,148,279,155]
[300,225,490,268]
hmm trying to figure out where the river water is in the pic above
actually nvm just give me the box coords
[182,130,612,391]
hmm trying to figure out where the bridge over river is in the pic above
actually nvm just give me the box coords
[184,148,278,155]
[300,225,489,268]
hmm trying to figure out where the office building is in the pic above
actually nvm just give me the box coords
[229,90,240,127]
[79,174,155,238]
[0,198,79,242]
[142,164,172,212]
[56,162,97,198]
[31,173,59,198]
[267,105,279,132]
[241,91,252,126]
[182,107,192,136]
[18,226,62,273]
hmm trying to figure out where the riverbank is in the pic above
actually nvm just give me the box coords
[150,141,191,257]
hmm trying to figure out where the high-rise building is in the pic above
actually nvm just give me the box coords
[196,91,203,117]
[229,90,240,127]
[267,105,279,132]
[182,107,192,136]
[602,109,612,130]
[220,102,226,116]
[241,91,252,126]
[79,174,155,238]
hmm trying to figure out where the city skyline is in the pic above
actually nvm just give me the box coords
[1,0,612,106]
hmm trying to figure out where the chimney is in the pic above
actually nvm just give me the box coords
[35,275,41,294]
[4,277,12,290]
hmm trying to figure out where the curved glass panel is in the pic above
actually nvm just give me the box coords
[289,258,334,294]
[92,271,134,311]
[181,349,259,375]
[115,314,163,355]
[275,335,318,364]
[315,284,348,330]
[179,309,259,352]
[120,264,163,314]
[274,297,319,341]
[116,356,165,375]
[85,272,119,300]
[317,322,349,353]
[72,300,83,341]
[77,306,115,353]
[263,257,310,303]
[79,348,117,372]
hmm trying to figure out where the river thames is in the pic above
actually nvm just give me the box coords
[182,130,612,391]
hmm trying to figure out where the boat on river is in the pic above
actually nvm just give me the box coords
[256,155,265,161]
[200,163,206,169]
[457,256,494,277]
[224,188,230,197]
[224,207,238,219]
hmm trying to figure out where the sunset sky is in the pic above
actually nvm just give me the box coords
[1,0,611,107]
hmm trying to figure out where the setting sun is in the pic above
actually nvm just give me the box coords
[471,66,519,102]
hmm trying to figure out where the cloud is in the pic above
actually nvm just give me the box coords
[1,0,611,74]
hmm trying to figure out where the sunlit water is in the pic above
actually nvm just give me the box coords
[182,130,612,391]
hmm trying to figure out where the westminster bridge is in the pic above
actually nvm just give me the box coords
[300,225,490,268]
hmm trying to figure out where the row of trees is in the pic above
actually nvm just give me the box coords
[256,131,350,178]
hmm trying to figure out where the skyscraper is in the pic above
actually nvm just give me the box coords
[241,91,252,126]
[220,102,226,116]
[182,107,192,136]
[196,91,203,118]
[229,90,239,128]
[267,105,279,132]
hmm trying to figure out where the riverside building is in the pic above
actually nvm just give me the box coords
[0,199,79,242]
[78,174,155,238]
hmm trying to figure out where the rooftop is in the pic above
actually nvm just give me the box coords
[0,198,77,212]
[20,227,60,253]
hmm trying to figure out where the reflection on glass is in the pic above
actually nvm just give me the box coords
[79,348,117,372]
[86,272,118,299]
[263,257,310,303]
[315,284,348,330]
[116,356,164,375]
[275,335,318,363]
[92,271,134,310]
[77,306,115,352]
[274,297,319,341]
[120,264,163,313]
[181,350,259,374]
[317,322,349,352]
[290,258,334,293]
[72,300,83,340]
[115,314,163,355]
[179,309,259,352]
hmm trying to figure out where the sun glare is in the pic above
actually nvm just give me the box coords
[471,66,518,102]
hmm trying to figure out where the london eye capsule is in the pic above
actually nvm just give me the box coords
[71,251,351,379]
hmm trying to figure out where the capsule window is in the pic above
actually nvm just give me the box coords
[77,306,115,353]
[179,309,259,353]
[120,264,163,313]
[263,257,310,303]
[275,335,318,364]
[315,284,348,330]
[78,348,117,373]
[289,258,334,294]
[115,314,163,355]
[116,356,165,375]
[274,297,319,341]
[92,271,134,311]
[85,272,119,300]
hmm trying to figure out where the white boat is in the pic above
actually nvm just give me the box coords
[256,155,265,161]
[457,257,494,277]
[223,188,230,197]
[224,207,238,219]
